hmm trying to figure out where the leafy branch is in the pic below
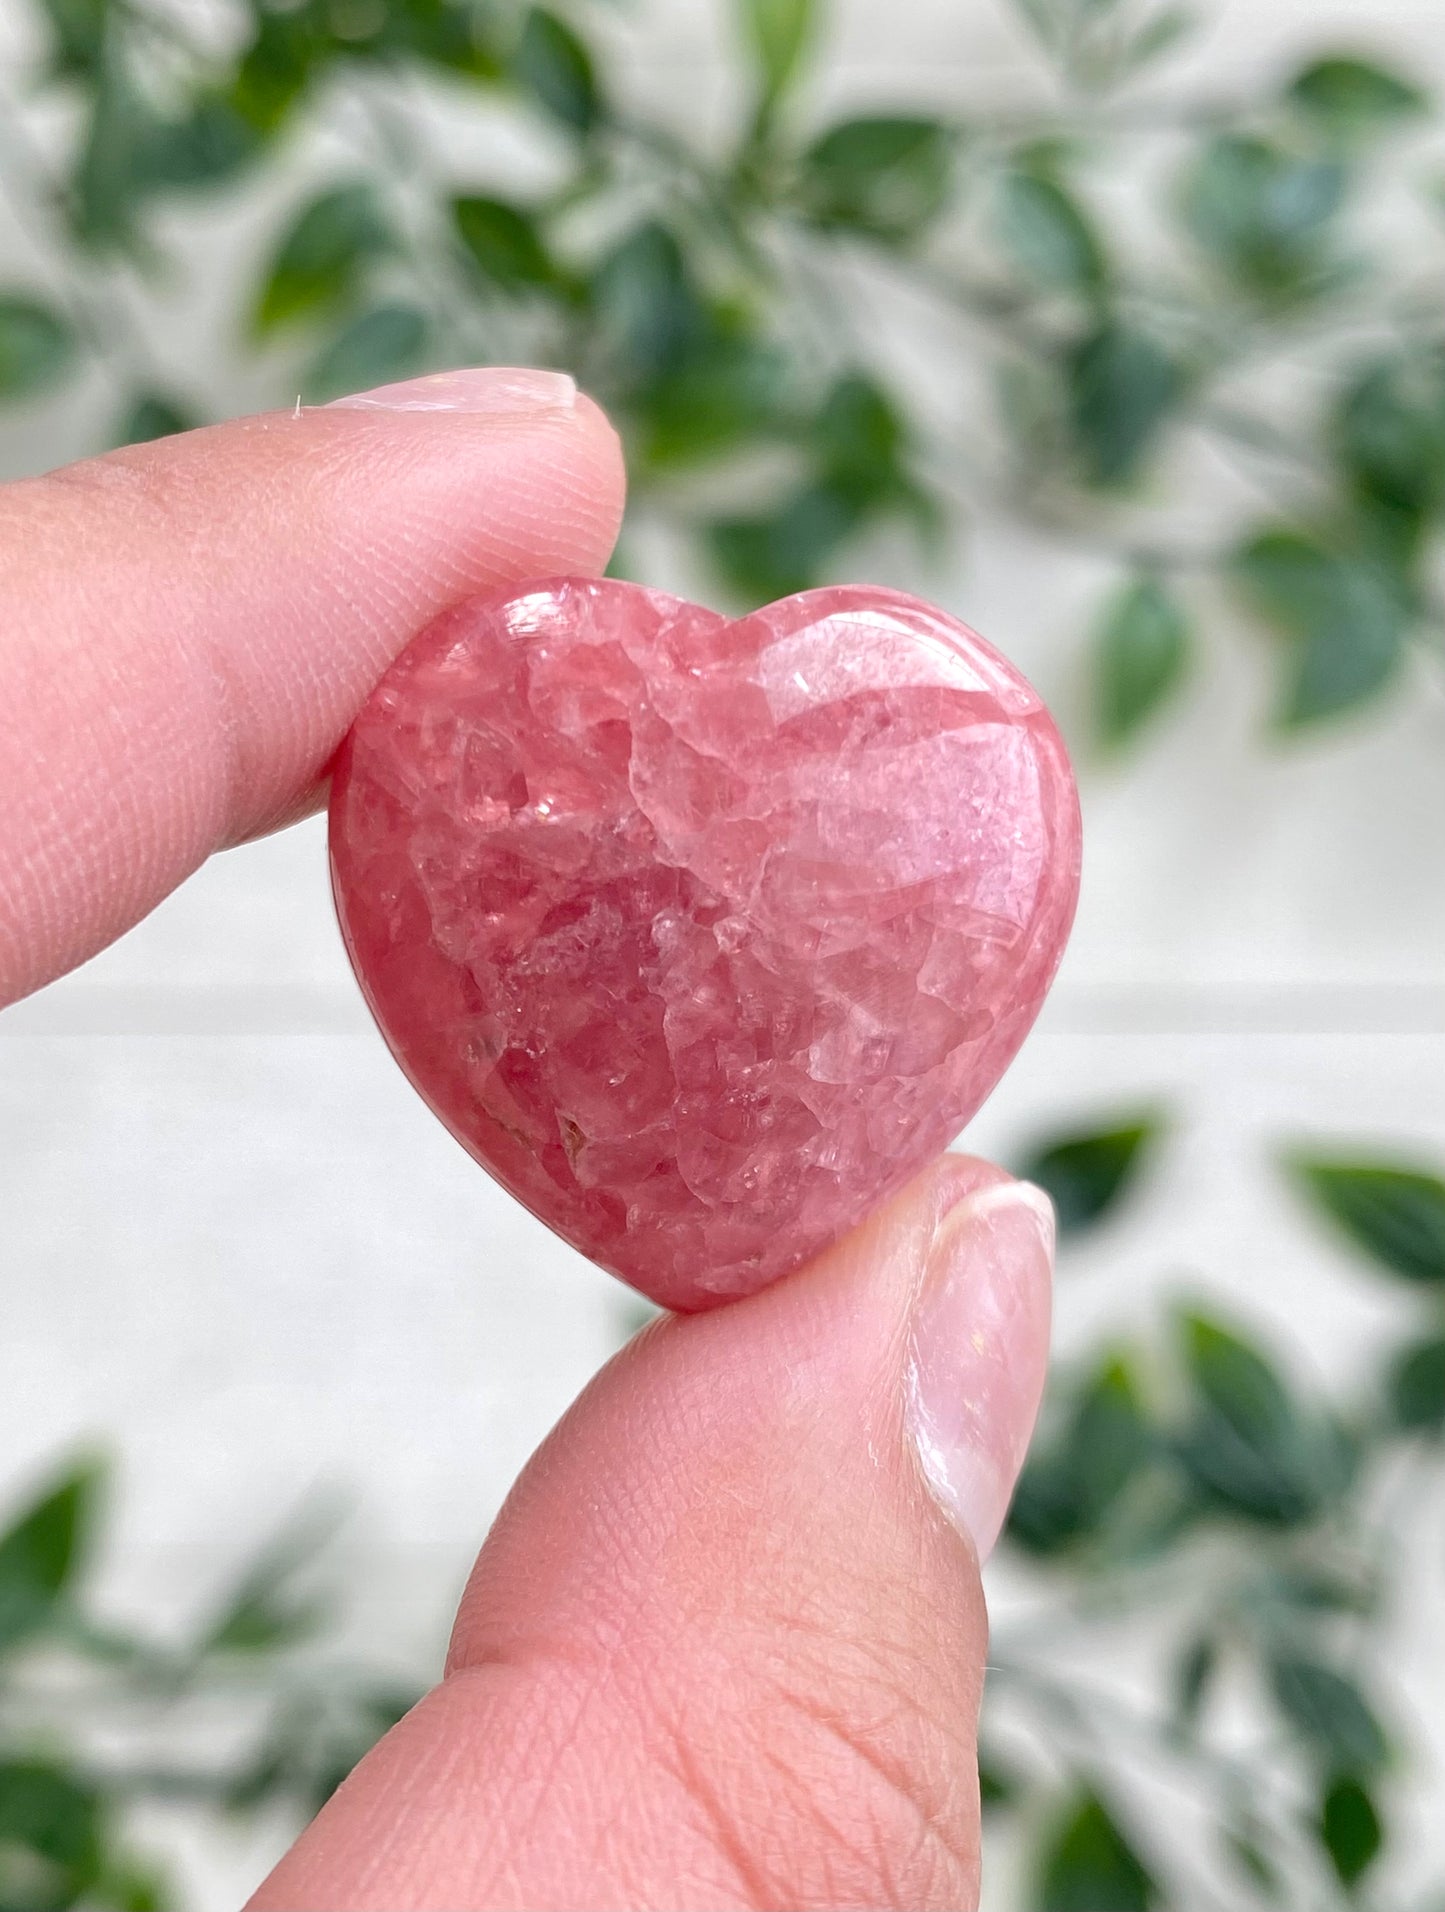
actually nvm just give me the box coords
[988,1110,1445,1907]
[3,0,1445,743]
[0,1466,421,1911]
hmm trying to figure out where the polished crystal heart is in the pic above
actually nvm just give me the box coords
[330,579,1081,1310]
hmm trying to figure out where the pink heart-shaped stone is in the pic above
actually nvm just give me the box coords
[330,579,1081,1310]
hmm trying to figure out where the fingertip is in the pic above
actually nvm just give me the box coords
[556,388,628,573]
[572,387,626,481]
[905,1176,1055,1560]
[0,377,630,1001]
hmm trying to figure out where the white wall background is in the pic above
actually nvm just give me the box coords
[3,0,1445,1905]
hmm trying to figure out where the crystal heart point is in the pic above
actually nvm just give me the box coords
[330,579,1081,1310]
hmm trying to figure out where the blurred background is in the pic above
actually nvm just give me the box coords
[2,0,1445,1906]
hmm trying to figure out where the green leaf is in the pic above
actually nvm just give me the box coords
[996,170,1106,292]
[796,116,954,241]
[1053,1357,1154,1523]
[978,1745,1022,1811]
[1122,6,1195,75]
[252,184,391,337]
[1268,1654,1389,1772]
[1179,1315,1290,1452]
[382,3,503,79]
[1233,532,1409,725]
[306,305,429,402]
[706,374,920,595]
[709,483,863,602]
[1224,1826,1281,1897]
[1173,1632,1218,1728]
[1093,578,1189,749]
[229,8,328,135]
[634,332,789,466]
[1008,1355,1153,1554]
[812,372,908,500]
[1011,0,1111,63]
[137,94,259,192]
[1264,1563,1377,1618]
[1065,320,1183,485]
[1287,1157,1445,1284]
[1318,1772,1383,1889]
[0,1760,103,1907]
[200,1504,339,1655]
[1334,349,1445,523]
[1388,1335,1445,1433]
[90,1855,173,1912]
[1017,1115,1160,1234]
[1288,56,1427,141]
[69,53,147,249]
[1176,1313,1336,1524]
[71,58,257,235]
[739,0,817,111]
[1036,1791,1158,1911]
[0,297,77,402]
[1182,134,1345,296]
[0,1459,102,1655]
[113,391,196,447]
[206,1590,321,1654]
[513,7,601,134]
[451,196,554,291]
[204,1580,321,1656]
[36,0,109,78]
[590,221,703,380]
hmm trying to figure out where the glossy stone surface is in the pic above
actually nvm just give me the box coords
[330,579,1081,1310]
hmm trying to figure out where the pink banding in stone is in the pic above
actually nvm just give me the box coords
[329,578,1081,1311]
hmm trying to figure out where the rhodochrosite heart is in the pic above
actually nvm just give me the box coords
[330,579,1080,1311]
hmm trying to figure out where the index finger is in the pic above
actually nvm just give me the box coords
[0,367,625,1007]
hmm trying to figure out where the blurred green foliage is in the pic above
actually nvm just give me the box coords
[3,0,1444,1907]
[1017,1110,1161,1232]
[1038,1791,1159,1910]
[986,1113,1445,1909]
[9,1114,1432,1911]
[0,1469,420,1911]
[1,0,1443,746]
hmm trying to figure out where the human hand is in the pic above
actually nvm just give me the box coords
[0,369,1054,1912]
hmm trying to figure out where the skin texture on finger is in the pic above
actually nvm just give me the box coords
[0,393,624,1006]
[251,1155,1025,1912]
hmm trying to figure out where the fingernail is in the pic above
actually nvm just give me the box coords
[905,1180,1055,1559]
[327,366,578,415]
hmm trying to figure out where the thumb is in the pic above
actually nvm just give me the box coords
[0,367,623,1007]
[252,1156,1054,1912]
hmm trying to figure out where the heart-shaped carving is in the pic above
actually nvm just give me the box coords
[330,579,1080,1310]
